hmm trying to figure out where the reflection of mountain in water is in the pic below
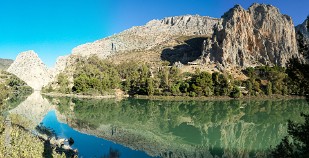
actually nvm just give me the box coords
[9,92,54,129]
[45,97,309,158]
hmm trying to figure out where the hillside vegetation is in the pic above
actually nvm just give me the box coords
[0,58,13,70]
[0,71,33,110]
[0,72,68,157]
[43,55,309,99]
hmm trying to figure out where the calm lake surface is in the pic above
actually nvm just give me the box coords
[7,92,309,158]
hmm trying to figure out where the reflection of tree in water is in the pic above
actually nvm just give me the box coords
[102,148,120,158]
[1,90,32,112]
[36,123,56,138]
[47,95,309,157]
[271,58,309,157]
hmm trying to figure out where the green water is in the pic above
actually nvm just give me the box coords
[45,97,309,158]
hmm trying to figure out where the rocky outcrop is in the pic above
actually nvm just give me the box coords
[296,18,309,61]
[296,18,309,42]
[0,58,13,70]
[203,3,301,68]
[71,15,219,58]
[7,50,53,90]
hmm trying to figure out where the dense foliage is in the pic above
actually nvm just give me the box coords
[0,71,68,158]
[44,55,309,99]
[0,71,33,111]
[0,115,66,158]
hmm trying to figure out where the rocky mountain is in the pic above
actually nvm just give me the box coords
[54,15,220,74]
[296,17,309,42]
[296,17,309,60]
[0,58,13,70]
[7,50,53,90]
[202,3,301,68]
[55,3,306,77]
[7,3,308,90]
[72,15,219,58]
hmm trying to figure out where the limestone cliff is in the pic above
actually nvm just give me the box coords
[203,3,300,68]
[7,50,53,90]
[71,15,219,58]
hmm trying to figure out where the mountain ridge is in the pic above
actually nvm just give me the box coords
[6,3,309,91]
[0,58,14,70]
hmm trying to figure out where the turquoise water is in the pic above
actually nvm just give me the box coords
[42,110,153,158]
[7,92,309,158]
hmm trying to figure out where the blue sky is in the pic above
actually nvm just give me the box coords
[0,0,308,67]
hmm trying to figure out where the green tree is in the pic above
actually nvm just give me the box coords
[245,80,253,96]
[57,73,70,93]
[146,78,154,96]
[193,72,213,96]
[230,86,241,98]
[73,74,89,93]
[266,81,272,95]
[0,84,9,104]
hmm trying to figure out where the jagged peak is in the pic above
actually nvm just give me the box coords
[248,3,280,14]
[146,14,219,26]
[17,50,38,58]
[222,4,245,19]
[233,4,244,10]
[8,50,53,90]
[249,3,276,9]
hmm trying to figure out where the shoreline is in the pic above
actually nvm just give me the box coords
[41,92,306,101]
[41,92,123,99]
[134,94,307,101]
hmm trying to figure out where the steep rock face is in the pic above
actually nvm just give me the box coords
[72,15,219,58]
[296,18,309,42]
[52,55,70,76]
[296,18,309,61]
[203,4,300,67]
[7,50,53,90]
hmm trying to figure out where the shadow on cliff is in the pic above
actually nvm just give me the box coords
[160,37,208,65]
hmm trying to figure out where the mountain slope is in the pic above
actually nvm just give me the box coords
[0,58,13,70]
[54,15,220,74]
[72,15,219,58]
[296,17,309,61]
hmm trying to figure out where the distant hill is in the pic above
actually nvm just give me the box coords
[7,50,53,90]
[0,58,13,70]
